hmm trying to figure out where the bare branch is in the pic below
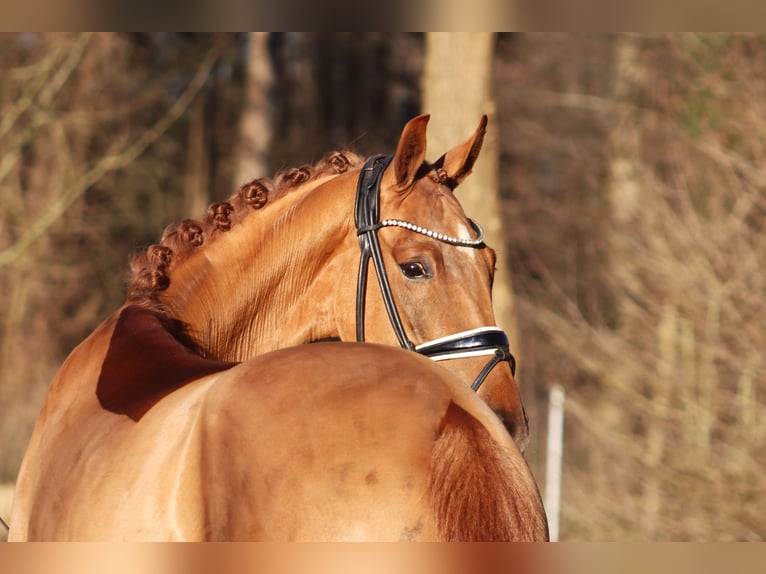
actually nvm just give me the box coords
[0,34,91,141]
[0,47,219,270]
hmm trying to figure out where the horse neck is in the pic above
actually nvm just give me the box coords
[160,173,357,361]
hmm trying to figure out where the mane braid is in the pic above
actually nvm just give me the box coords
[126,150,364,315]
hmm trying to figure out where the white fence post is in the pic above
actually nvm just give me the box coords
[544,385,565,542]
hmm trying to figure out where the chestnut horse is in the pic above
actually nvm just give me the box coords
[11,335,547,540]
[9,115,547,540]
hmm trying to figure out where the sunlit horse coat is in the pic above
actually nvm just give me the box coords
[10,115,548,541]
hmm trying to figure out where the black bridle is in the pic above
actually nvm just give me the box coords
[353,155,516,392]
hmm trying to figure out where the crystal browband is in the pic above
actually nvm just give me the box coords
[378,218,486,247]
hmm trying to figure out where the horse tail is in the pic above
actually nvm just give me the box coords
[427,401,550,541]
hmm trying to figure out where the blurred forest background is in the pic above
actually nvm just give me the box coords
[1,33,764,541]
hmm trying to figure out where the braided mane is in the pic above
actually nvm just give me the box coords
[127,151,364,312]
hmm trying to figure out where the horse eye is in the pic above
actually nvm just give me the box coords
[399,261,430,279]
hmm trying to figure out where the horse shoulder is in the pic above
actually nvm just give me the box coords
[10,305,234,540]
[9,308,127,540]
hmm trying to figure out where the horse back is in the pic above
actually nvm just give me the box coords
[198,342,548,541]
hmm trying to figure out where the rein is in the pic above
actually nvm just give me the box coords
[353,155,516,392]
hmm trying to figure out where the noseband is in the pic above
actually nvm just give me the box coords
[354,155,516,392]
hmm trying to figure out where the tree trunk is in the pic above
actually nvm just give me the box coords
[422,32,519,356]
[184,95,210,216]
[236,32,273,184]
[607,34,667,537]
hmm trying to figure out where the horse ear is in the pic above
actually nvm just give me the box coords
[435,115,488,188]
[392,114,430,189]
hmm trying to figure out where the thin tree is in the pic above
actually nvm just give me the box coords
[235,32,273,185]
[422,32,519,356]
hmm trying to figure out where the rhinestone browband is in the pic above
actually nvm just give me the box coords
[378,218,486,247]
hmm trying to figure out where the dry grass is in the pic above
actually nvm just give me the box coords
[500,33,766,540]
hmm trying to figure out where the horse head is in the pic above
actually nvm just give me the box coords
[339,114,529,449]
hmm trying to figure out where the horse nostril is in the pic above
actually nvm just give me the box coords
[514,422,530,455]
[494,408,530,455]
[516,408,531,454]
